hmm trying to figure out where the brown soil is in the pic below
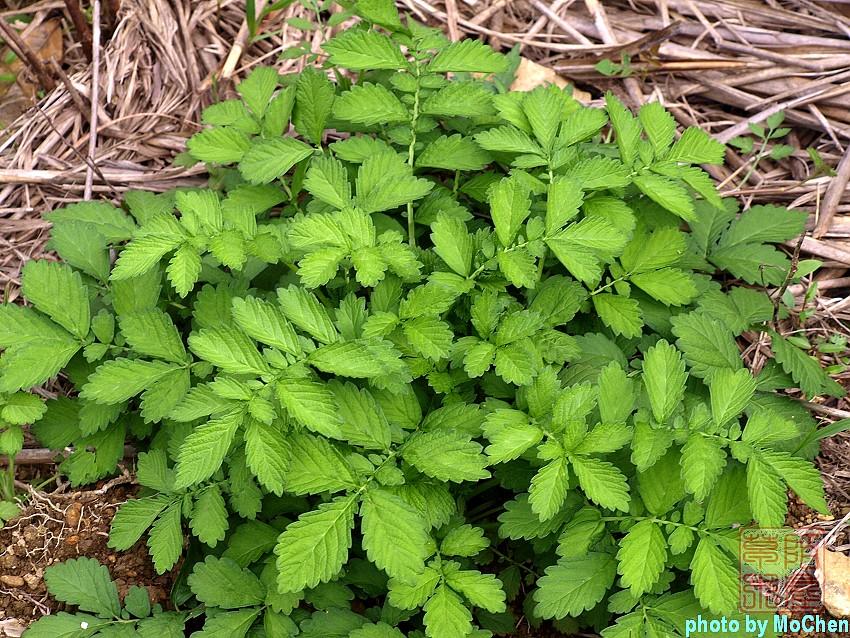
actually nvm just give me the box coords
[0,479,176,636]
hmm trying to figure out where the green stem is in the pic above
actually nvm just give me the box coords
[406,64,422,248]
[740,137,770,186]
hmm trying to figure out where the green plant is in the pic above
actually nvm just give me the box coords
[5,8,848,637]
[594,52,634,78]
[728,111,795,186]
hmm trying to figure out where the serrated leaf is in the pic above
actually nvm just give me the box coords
[598,362,634,424]
[570,455,630,512]
[360,487,430,583]
[334,82,409,125]
[404,316,453,361]
[445,568,506,613]
[309,338,401,378]
[277,285,338,344]
[45,200,136,243]
[475,125,543,156]
[304,155,352,209]
[330,381,392,450]
[46,221,111,283]
[421,81,496,118]
[188,327,270,376]
[489,175,530,247]
[238,137,314,185]
[633,172,695,221]
[283,433,357,495]
[186,127,251,164]
[403,430,489,483]
[719,205,807,247]
[109,494,174,551]
[275,496,356,592]
[209,229,248,271]
[428,39,506,73]
[231,296,301,355]
[690,538,738,614]
[293,66,334,145]
[148,501,183,574]
[194,609,261,638]
[245,419,290,496]
[237,66,278,118]
[276,377,343,438]
[174,410,243,488]
[534,553,616,619]
[417,134,492,171]
[681,435,727,501]
[746,452,788,527]
[529,456,570,521]
[617,519,667,597]
[188,556,266,608]
[431,214,472,276]
[21,260,90,339]
[441,525,490,557]
[546,176,583,234]
[498,247,537,288]
[629,268,696,306]
[119,309,186,363]
[323,29,408,69]
[770,331,838,398]
[710,368,757,427]
[759,449,828,514]
[642,340,687,423]
[190,485,229,547]
[605,92,642,167]
[671,312,742,379]
[423,583,473,638]
[639,102,676,158]
[592,293,643,338]
[44,557,120,618]
[80,359,178,404]
[483,409,542,462]
[668,127,726,165]
[166,244,201,298]
[710,243,789,287]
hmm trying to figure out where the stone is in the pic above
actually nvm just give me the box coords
[816,548,850,618]
[0,575,24,588]
[22,573,40,590]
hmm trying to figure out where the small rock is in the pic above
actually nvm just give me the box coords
[0,575,24,588]
[816,548,850,618]
[22,573,40,590]
[0,553,17,569]
[64,502,82,528]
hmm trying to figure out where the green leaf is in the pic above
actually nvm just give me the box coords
[404,316,453,361]
[475,125,543,156]
[421,81,496,118]
[174,410,243,488]
[445,568,506,613]
[190,484,229,547]
[569,157,632,190]
[403,430,489,483]
[483,409,543,463]
[108,494,174,550]
[690,538,738,614]
[275,496,357,592]
[719,205,807,247]
[0,339,81,393]
[499,247,538,289]
[360,487,430,583]
[209,230,248,271]
[570,456,630,512]
[331,381,392,450]
[21,260,90,339]
[639,102,676,158]
[80,359,178,404]
[534,553,616,619]
[417,134,492,171]
[428,39,507,73]
[592,293,643,338]
[430,214,472,277]
[671,312,742,379]
[44,557,120,618]
[283,433,357,495]
[770,331,838,398]
[45,201,136,243]
[631,422,674,471]
[0,303,72,347]
[759,449,828,514]
[277,284,339,344]
[616,520,666,597]
[605,92,642,167]
[277,377,343,438]
[681,435,726,501]
[546,176,583,234]
[642,340,687,423]
[334,82,409,125]
[309,339,401,378]
[710,243,789,287]
[529,456,570,521]
[710,368,757,426]
[46,221,111,283]
[633,172,695,222]
[238,137,314,185]
[598,362,634,424]
[231,296,301,355]
[1,392,47,425]
[293,66,335,145]
[746,452,787,527]
[423,583,473,638]
[668,127,726,165]
[166,244,201,297]
[148,500,184,574]
[323,29,408,70]
[489,175,530,247]
[388,566,441,610]
[245,419,290,496]
[304,155,352,209]
[629,268,696,306]
[353,0,404,31]
[194,609,261,638]
[119,309,186,363]
[237,66,278,118]
[187,127,251,164]
[441,525,490,557]
[188,556,266,609]
[188,327,270,376]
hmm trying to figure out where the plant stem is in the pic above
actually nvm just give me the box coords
[406,64,422,248]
